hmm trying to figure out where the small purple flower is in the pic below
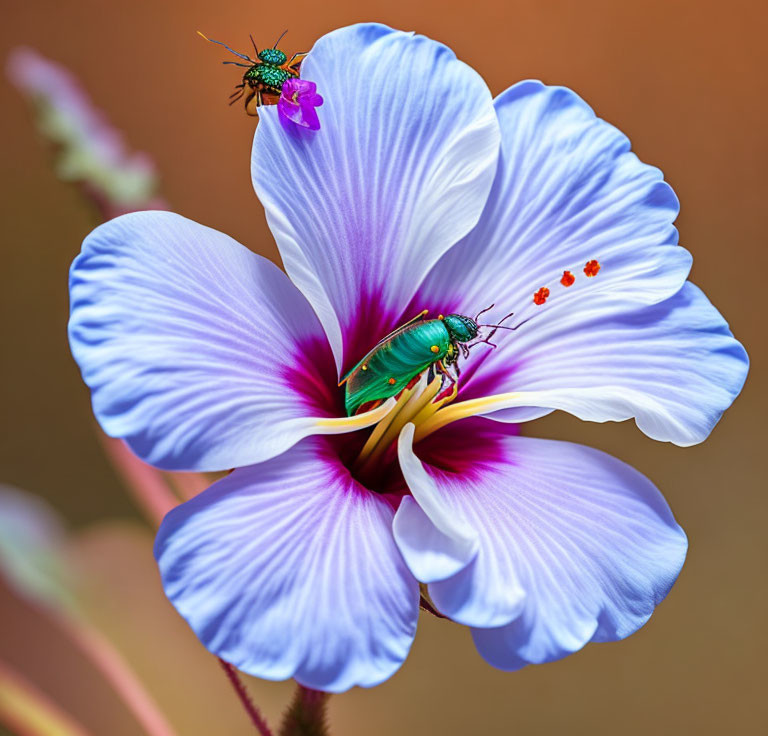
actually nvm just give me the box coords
[68,24,748,692]
[278,77,324,130]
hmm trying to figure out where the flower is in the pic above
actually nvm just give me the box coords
[7,47,163,217]
[278,78,324,130]
[68,23,748,693]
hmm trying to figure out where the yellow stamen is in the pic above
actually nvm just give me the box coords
[412,391,521,442]
[355,375,451,472]
[314,398,396,431]
[409,380,458,429]
[354,380,424,468]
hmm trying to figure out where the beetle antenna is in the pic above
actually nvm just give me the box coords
[250,34,259,56]
[197,31,255,63]
[273,29,288,48]
[222,61,252,67]
[473,303,495,322]
[482,314,535,333]
[478,310,516,331]
[466,311,530,353]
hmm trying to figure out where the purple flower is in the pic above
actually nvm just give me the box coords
[278,78,324,130]
[68,24,748,692]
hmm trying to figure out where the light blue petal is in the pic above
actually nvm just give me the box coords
[466,437,687,669]
[413,82,747,443]
[453,283,750,446]
[393,425,479,583]
[419,79,681,313]
[396,429,687,662]
[154,437,419,692]
[252,23,500,372]
[69,211,338,471]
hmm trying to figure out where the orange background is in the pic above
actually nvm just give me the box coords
[1,0,766,734]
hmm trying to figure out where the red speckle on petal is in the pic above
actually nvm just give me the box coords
[584,259,601,277]
[533,287,550,305]
[560,270,575,287]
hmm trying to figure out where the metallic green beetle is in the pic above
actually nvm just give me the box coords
[198,30,307,114]
[340,309,510,416]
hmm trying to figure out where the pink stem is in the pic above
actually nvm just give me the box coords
[0,660,93,736]
[218,659,273,736]
[162,471,211,501]
[97,433,178,525]
[51,611,177,736]
[98,432,273,731]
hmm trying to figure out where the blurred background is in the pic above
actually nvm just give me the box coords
[0,0,766,734]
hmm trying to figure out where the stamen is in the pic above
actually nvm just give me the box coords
[584,259,601,277]
[412,391,521,443]
[313,398,396,431]
[560,270,575,287]
[408,379,458,428]
[354,378,425,468]
[354,374,443,471]
[533,287,550,305]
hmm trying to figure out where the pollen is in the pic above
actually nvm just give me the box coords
[560,270,575,287]
[584,259,601,277]
[361,364,368,371]
[533,287,550,305]
[388,377,396,385]
[438,314,444,320]
[430,345,440,353]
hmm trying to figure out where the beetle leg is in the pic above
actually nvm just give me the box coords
[245,88,262,116]
[229,83,246,106]
[287,51,308,68]
[435,359,458,388]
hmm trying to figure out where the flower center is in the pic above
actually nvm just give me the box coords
[352,372,458,474]
[341,258,603,483]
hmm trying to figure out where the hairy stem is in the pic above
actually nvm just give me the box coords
[279,684,330,736]
[218,659,273,736]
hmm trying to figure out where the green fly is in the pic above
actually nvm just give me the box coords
[198,30,307,115]
[339,307,516,416]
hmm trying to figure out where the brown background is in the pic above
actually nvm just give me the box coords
[1,0,766,734]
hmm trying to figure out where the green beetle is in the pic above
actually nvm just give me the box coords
[198,30,307,114]
[340,309,512,416]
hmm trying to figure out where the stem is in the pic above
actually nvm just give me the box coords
[419,594,448,619]
[59,614,177,736]
[218,659,273,736]
[97,432,178,525]
[98,430,274,735]
[279,685,330,736]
